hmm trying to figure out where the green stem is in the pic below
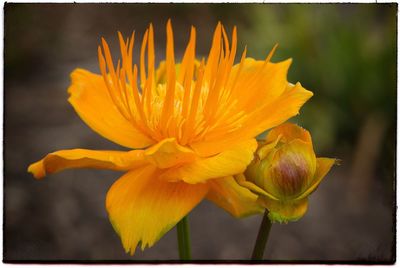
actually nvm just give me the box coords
[251,210,273,260]
[177,216,191,260]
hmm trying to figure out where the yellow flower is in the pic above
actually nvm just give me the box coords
[237,123,336,223]
[28,21,313,254]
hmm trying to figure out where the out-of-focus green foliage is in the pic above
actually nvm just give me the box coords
[230,4,396,157]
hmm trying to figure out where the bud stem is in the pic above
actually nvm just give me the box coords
[177,216,191,261]
[251,210,272,260]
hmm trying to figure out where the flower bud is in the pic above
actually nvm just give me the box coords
[237,123,336,223]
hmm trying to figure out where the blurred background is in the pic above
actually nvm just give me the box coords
[4,3,396,262]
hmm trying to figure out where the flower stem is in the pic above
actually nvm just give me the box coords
[177,216,191,261]
[251,210,272,260]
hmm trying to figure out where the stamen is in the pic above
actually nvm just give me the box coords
[95,23,267,147]
[119,68,132,119]
[113,31,155,139]
[140,29,149,89]
[98,45,130,120]
[221,26,237,91]
[204,22,222,86]
[180,26,196,119]
[178,26,195,84]
[145,24,155,116]
[204,42,228,123]
[115,59,129,111]
[221,25,230,57]
[180,59,205,145]
[127,31,135,73]
[130,65,151,134]
[101,38,122,97]
[160,19,176,135]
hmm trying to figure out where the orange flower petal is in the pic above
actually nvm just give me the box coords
[68,68,154,149]
[246,82,313,139]
[144,138,196,169]
[160,139,257,184]
[207,176,264,218]
[228,58,292,109]
[190,81,312,157]
[106,165,209,255]
[28,149,146,179]
[266,122,312,144]
[189,136,246,158]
